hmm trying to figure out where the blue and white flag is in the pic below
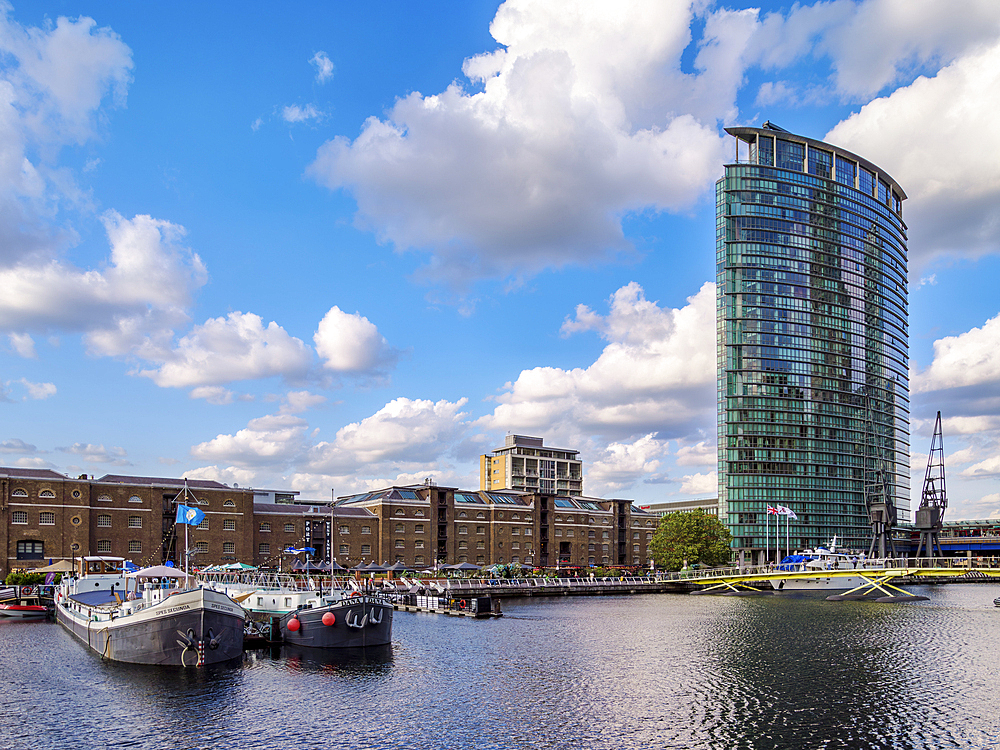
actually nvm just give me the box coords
[285,546,316,554]
[175,504,206,526]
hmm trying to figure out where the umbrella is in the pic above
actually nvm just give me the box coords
[450,562,482,571]
[328,560,348,572]
[292,560,330,572]
[363,561,389,573]
[384,561,413,572]
[126,565,192,579]
[32,560,75,573]
[223,562,257,571]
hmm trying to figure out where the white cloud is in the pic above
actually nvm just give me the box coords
[189,386,234,405]
[679,471,717,495]
[0,438,37,453]
[8,332,35,358]
[962,456,1000,479]
[139,311,312,389]
[309,1,729,286]
[58,442,127,464]
[281,390,327,414]
[313,306,398,374]
[0,211,208,354]
[310,51,334,84]
[826,38,1000,264]
[587,434,669,494]
[182,464,257,488]
[913,313,1000,393]
[305,397,470,476]
[19,378,55,400]
[191,413,312,468]
[0,9,132,264]
[676,440,716,467]
[749,0,1000,99]
[282,103,323,123]
[482,282,716,445]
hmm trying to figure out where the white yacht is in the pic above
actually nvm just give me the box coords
[769,539,877,592]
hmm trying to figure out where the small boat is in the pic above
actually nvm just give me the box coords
[770,538,879,592]
[993,596,1000,607]
[279,589,393,650]
[202,571,392,649]
[0,586,48,619]
[56,556,245,666]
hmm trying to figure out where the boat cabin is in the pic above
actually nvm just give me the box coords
[76,556,125,577]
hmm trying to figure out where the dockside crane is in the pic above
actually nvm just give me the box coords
[914,411,948,558]
[864,387,898,558]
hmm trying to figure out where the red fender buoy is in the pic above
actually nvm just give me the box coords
[322,612,336,626]
[287,617,301,632]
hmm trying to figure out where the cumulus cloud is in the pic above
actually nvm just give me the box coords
[314,306,398,375]
[138,311,311,389]
[58,442,128,464]
[676,440,716,467]
[587,434,669,494]
[309,0,729,286]
[191,413,312,468]
[751,0,1000,99]
[8,333,35,358]
[482,282,716,445]
[19,378,55,400]
[305,397,470,476]
[310,51,334,83]
[182,464,258,488]
[962,456,1000,479]
[913,313,1000,393]
[679,470,717,495]
[0,211,208,354]
[281,390,327,414]
[826,38,1000,264]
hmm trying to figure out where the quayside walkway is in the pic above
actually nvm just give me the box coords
[384,558,1000,602]
[681,556,1000,602]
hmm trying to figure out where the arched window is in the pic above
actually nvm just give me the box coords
[223,499,235,507]
[39,489,55,498]
[395,509,404,516]
[11,488,27,497]
[128,495,142,503]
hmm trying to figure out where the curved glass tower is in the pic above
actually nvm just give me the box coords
[717,122,909,558]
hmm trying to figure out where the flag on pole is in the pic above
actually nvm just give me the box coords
[175,504,205,526]
[766,505,780,515]
[776,505,798,520]
[285,547,317,554]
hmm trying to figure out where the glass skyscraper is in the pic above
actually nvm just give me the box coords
[717,122,909,560]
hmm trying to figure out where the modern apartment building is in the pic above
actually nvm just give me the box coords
[480,435,583,496]
[717,122,910,559]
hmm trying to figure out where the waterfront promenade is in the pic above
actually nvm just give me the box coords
[346,555,1000,601]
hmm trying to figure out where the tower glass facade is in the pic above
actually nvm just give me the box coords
[717,124,909,557]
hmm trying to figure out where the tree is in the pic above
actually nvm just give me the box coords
[650,510,732,571]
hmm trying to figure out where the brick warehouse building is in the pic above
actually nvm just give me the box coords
[2,468,657,576]
[1,468,254,577]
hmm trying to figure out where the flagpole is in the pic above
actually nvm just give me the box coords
[184,480,190,577]
[765,509,769,566]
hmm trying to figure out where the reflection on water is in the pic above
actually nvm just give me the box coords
[2,585,999,750]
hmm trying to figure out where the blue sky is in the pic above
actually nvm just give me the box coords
[2,0,999,519]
